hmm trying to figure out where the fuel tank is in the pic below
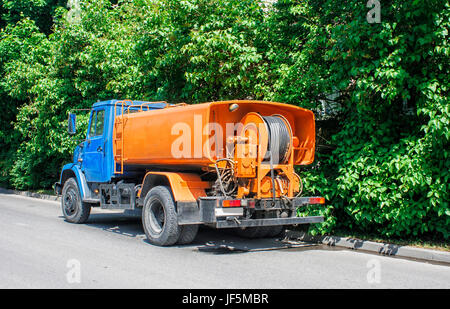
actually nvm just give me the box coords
[113,100,315,172]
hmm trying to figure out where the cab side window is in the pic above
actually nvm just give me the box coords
[88,110,105,137]
[95,110,105,136]
[89,112,96,137]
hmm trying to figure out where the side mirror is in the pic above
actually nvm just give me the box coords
[68,113,76,135]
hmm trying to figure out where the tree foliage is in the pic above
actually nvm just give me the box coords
[0,0,448,239]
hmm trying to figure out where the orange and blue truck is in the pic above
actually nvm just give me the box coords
[55,100,324,246]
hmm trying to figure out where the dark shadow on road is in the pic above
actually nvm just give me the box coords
[191,227,321,254]
[84,212,144,238]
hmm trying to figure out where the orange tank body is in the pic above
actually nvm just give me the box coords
[113,100,315,171]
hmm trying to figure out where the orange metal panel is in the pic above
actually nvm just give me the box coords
[113,100,315,169]
[142,172,208,202]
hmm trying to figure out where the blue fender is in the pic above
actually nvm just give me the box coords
[55,163,95,202]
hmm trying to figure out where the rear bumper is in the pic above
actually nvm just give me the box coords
[177,196,324,228]
[215,216,324,229]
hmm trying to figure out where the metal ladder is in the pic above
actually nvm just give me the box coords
[113,100,132,174]
[113,100,169,174]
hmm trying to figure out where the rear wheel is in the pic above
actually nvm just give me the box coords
[142,186,180,246]
[61,177,91,223]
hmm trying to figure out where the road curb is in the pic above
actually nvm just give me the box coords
[0,187,61,202]
[285,230,450,265]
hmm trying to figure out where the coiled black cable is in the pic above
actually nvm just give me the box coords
[262,116,291,164]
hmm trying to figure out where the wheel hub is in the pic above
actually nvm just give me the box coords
[64,188,77,216]
[148,199,165,234]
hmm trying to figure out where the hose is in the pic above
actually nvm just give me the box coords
[262,116,291,164]
[214,162,229,197]
[214,158,237,196]
[293,171,303,197]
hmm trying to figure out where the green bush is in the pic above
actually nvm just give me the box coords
[293,0,449,239]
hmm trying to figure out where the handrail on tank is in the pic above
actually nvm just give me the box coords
[168,102,188,108]
[138,101,168,112]
[114,100,169,115]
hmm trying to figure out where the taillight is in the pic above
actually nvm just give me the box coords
[309,197,325,204]
[222,200,241,207]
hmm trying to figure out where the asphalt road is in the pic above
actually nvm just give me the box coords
[0,193,449,289]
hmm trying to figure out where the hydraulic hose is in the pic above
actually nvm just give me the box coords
[262,116,291,164]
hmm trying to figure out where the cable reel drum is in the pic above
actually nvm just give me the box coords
[233,112,299,198]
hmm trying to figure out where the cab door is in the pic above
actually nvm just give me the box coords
[82,109,106,182]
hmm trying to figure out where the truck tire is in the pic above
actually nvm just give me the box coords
[142,186,180,246]
[177,225,199,245]
[61,177,91,223]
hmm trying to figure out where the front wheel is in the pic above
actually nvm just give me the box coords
[61,177,91,223]
[142,186,181,246]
